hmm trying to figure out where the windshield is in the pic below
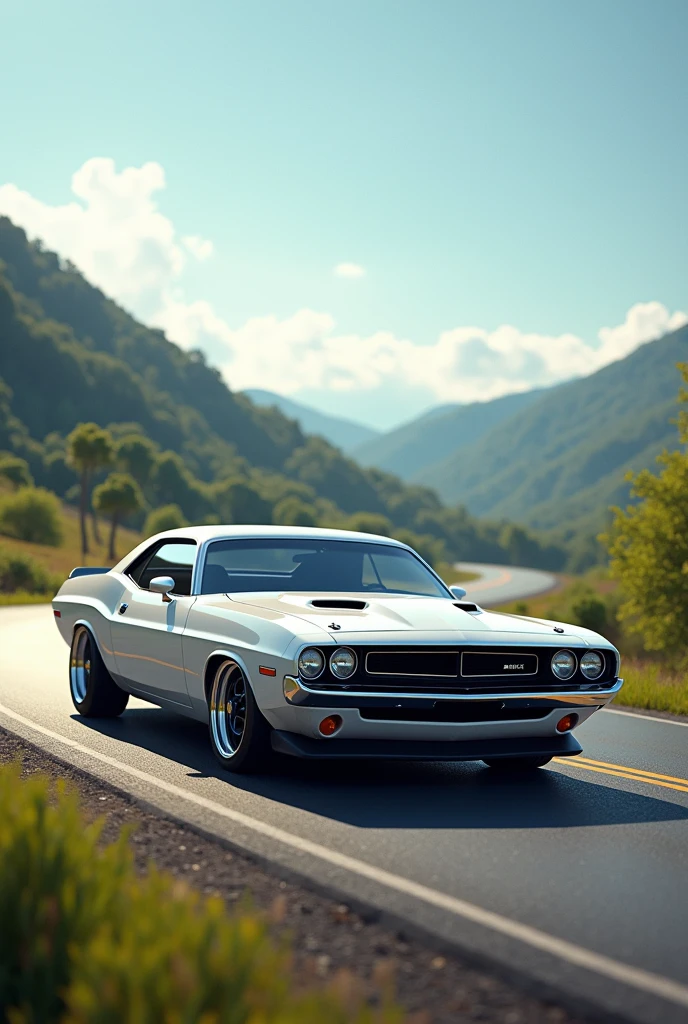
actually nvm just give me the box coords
[200,538,449,598]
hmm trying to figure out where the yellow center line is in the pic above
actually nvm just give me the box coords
[552,758,688,794]
[575,756,688,786]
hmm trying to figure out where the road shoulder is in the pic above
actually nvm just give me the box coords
[0,726,587,1024]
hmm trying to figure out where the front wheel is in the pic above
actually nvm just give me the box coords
[70,625,129,717]
[482,756,553,771]
[208,659,272,773]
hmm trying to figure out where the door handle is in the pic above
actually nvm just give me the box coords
[118,603,128,615]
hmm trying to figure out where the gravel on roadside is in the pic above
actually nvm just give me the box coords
[0,727,591,1024]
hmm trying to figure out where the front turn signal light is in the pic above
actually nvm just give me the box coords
[556,713,579,733]
[319,715,343,737]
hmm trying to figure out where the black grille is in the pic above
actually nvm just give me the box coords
[305,645,614,695]
[366,650,457,677]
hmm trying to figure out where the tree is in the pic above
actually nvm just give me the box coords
[93,473,144,561]
[213,479,272,525]
[603,363,688,664]
[67,424,115,557]
[144,503,188,537]
[117,434,158,486]
[151,451,207,520]
[0,454,33,489]
[273,496,318,527]
[0,487,63,546]
[346,512,392,536]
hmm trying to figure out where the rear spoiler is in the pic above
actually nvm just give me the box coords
[69,567,111,579]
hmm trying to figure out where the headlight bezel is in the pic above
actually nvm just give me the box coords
[580,650,605,680]
[551,649,577,681]
[329,647,358,680]
[297,646,325,680]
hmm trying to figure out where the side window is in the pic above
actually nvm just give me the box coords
[126,546,158,588]
[127,541,197,596]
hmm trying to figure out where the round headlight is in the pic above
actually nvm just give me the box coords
[552,650,576,680]
[330,647,357,679]
[580,651,604,680]
[298,647,324,680]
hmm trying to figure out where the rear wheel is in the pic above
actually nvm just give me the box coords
[482,756,553,771]
[208,659,272,773]
[70,625,129,717]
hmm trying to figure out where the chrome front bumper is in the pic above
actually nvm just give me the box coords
[282,674,624,709]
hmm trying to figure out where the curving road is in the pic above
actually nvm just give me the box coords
[1,604,687,1024]
[453,562,558,606]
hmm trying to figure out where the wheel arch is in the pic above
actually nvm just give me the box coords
[72,618,109,661]
[203,649,252,704]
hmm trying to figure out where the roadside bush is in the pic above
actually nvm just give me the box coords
[0,486,63,546]
[144,503,188,537]
[0,546,60,594]
[0,763,402,1024]
[569,592,608,634]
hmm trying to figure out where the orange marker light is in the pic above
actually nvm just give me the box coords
[556,713,579,733]
[319,715,342,737]
[259,666,276,676]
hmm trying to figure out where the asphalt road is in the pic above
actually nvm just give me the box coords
[454,562,558,606]
[1,603,687,1024]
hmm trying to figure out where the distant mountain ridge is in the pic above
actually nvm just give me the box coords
[353,389,547,478]
[243,388,379,452]
[413,325,688,530]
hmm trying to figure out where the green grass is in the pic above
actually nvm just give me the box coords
[614,660,688,717]
[0,500,140,582]
[0,591,54,606]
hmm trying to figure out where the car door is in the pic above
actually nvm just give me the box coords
[111,539,197,707]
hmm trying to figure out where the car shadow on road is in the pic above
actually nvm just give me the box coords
[74,707,688,831]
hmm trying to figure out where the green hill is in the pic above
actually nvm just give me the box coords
[353,389,546,477]
[414,324,688,530]
[0,216,572,570]
[243,388,379,452]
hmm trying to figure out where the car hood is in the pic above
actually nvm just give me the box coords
[229,592,599,644]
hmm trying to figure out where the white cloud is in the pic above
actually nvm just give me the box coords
[334,262,365,278]
[183,235,214,261]
[0,157,685,416]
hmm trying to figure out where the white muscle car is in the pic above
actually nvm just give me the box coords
[52,526,622,773]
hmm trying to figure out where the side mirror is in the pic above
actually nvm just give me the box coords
[150,576,175,602]
[450,585,467,600]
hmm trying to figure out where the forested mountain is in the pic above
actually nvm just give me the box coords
[414,324,688,531]
[0,216,574,570]
[353,389,546,477]
[244,388,379,452]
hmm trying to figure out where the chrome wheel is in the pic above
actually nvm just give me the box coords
[70,627,91,704]
[210,661,248,759]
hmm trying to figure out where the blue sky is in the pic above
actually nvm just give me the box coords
[1,0,687,429]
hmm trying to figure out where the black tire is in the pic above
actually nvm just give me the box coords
[208,658,273,774]
[70,625,129,717]
[482,756,553,771]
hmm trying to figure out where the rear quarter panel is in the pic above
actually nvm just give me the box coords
[52,572,129,676]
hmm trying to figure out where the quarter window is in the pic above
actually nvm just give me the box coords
[126,541,196,596]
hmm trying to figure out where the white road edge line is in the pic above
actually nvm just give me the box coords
[1,702,687,1011]
[603,707,688,727]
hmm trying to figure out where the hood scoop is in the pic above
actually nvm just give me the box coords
[454,601,481,613]
[309,599,368,611]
